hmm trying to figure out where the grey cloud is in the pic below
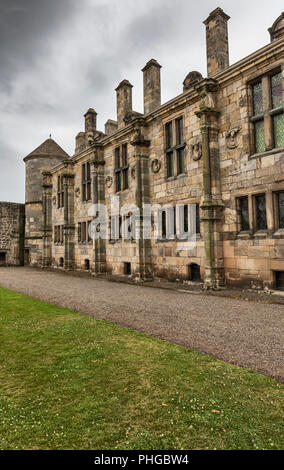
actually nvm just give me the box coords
[0,0,283,204]
[0,0,79,90]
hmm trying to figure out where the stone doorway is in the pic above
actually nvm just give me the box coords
[0,252,6,266]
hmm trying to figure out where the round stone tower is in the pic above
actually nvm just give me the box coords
[23,137,69,266]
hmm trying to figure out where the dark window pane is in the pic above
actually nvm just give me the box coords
[115,148,120,169]
[167,152,174,178]
[123,168,128,190]
[176,117,183,145]
[87,162,91,180]
[165,122,173,149]
[271,72,282,109]
[177,148,185,175]
[184,205,188,233]
[253,82,263,115]
[273,113,284,148]
[116,172,121,192]
[196,204,200,234]
[255,195,267,231]
[278,192,284,229]
[254,120,265,153]
[87,182,91,201]
[82,164,86,181]
[239,197,250,231]
[122,144,128,167]
[162,211,167,237]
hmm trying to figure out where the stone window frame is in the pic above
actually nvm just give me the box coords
[114,143,129,193]
[164,115,186,180]
[273,191,284,232]
[57,175,64,209]
[236,191,284,238]
[236,196,251,234]
[54,225,64,245]
[252,193,268,233]
[109,215,135,243]
[248,66,284,157]
[78,220,92,244]
[156,203,200,242]
[82,161,91,202]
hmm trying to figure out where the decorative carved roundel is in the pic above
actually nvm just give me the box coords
[191,143,202,161]
[131,166,136,179]
[151,159,161,174]
[75,187,80,198]
[105,176,113,188]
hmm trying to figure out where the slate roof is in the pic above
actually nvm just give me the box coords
[24,138,69,161]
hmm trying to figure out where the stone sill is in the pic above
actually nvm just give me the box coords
[249,147,284,160]
[272,229,284,239]
[157,235,201,243]
[237,231,253,239]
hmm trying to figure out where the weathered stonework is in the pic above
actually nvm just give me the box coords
[2,7,283,291]
[0,203,25,266]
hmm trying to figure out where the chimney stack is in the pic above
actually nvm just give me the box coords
[84,108,97,133]
[75,132,85,154]
[142,59,162,115]
[204,7,230,77]
[105,119,118,136]
[115,80,133,129]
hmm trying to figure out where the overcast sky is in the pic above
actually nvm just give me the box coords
[0,0,283,203]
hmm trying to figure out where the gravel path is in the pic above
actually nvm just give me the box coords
[0,267,283,383]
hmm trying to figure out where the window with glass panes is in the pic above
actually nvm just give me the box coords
[255,194,267,231]
[238,197,250,231]
[115,144,129,192]
[251,71,283,154]
[57,176,64,208]
[165,117,185,178]
[276,192,284,229]
[82,162,91,202]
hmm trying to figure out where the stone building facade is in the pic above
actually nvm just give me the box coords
[2,7,284,291]
[0,202,25,266]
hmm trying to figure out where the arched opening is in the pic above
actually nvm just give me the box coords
[188,263,201,282]
[85,259,90,271]
[59,257,64,268]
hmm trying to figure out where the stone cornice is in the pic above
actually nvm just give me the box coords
[212,36,284,85]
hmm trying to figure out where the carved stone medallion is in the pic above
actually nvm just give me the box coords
[226,126,241,150]
[106,176,113,188]
[191,143,202,161]
[151,159,161,174]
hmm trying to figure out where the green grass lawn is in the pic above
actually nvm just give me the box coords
[0,287,283,450]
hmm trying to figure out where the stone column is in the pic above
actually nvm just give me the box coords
[131,123,153,280]
[90,148,106,274]
[195,79,225,289]
[62,161,75,270]
[42,171,53,267]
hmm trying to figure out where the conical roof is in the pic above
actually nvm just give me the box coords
[24,137,69,162]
